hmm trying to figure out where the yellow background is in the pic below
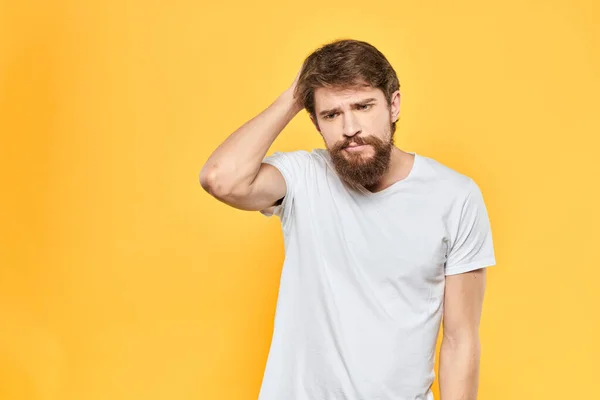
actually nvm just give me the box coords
[1,0,599,399]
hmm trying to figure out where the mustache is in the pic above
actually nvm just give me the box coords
[335,136,379,150]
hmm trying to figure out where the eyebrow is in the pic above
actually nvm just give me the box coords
[318,98,378,118]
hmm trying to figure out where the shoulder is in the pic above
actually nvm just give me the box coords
[417,153,471,185]
[415,152,482,204]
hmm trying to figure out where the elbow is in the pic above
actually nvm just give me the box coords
[199,164,217,193]
[200,165,228,198]
[442,329,480,349]
[199,164,247,200]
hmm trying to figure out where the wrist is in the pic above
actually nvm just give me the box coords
[279,87,303,115]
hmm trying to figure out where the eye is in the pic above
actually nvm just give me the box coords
[324,113,337,120]
[358,104,373,110]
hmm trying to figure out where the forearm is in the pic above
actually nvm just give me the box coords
[200,88,301,192]
[438,335,481,400]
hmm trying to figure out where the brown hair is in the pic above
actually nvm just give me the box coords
[295,39,400,133]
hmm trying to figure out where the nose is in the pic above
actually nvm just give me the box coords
[342,112,361,138]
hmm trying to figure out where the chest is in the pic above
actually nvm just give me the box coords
[296,182,450,286]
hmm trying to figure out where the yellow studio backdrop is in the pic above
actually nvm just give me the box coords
[1,0,598,399]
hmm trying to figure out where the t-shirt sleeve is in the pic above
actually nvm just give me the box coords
[444,178,497,276]
[259,150,310,231]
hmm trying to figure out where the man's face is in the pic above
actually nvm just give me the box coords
[311,84,400,189]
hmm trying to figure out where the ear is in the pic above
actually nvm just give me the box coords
[390,90,401,123]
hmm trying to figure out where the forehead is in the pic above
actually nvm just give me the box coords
[313,85,385,111]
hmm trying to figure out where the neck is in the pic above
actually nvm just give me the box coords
[366,146,414,193]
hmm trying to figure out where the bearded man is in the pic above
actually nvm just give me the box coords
[200,38,496,400]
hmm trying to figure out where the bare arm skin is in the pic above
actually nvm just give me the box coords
[199,70,303,211]
[439,268,487,400]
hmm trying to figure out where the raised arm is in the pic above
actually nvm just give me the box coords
[199,69,303,211]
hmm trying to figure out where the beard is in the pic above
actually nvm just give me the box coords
[326,128,394,190]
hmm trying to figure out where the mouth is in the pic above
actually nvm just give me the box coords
[344,144,368,152]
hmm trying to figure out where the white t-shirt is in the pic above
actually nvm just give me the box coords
[258,148,496,400]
